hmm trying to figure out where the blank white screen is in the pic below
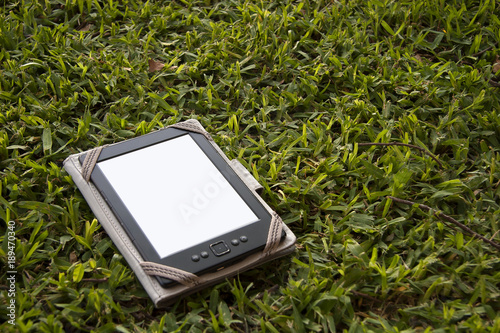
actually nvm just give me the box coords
[98,134,259,258]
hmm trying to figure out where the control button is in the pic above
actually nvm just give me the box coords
[231,239,239,246]
[200,251,209,258]
[210,241,231,256]
[191,255,200,262]
[240,235,248,242]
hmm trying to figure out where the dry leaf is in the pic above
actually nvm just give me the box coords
[79,24,91,31]
[148,59,165,72]
[70,251,78,263]
[493,56,500,74]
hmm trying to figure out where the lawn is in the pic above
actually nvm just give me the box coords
[1,0,500,331]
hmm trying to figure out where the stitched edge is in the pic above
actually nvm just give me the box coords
[230,160,263,193]
[140,262,200,287]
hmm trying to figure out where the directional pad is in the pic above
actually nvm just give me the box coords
[210,241,230,256]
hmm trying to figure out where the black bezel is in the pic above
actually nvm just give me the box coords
[80,127,274,287]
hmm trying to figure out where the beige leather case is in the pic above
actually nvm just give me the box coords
[63,119,296,308]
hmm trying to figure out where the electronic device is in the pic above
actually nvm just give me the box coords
[79,127,284,287]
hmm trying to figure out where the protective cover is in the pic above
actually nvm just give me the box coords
[63,119,296,308]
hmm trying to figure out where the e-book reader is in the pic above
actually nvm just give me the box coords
[79,127,282,286]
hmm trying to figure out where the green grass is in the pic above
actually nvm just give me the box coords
[1,0,500,331]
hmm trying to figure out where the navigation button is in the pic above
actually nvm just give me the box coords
[210,241,231,256]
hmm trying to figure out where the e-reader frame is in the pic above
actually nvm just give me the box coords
[79,127,279,287]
